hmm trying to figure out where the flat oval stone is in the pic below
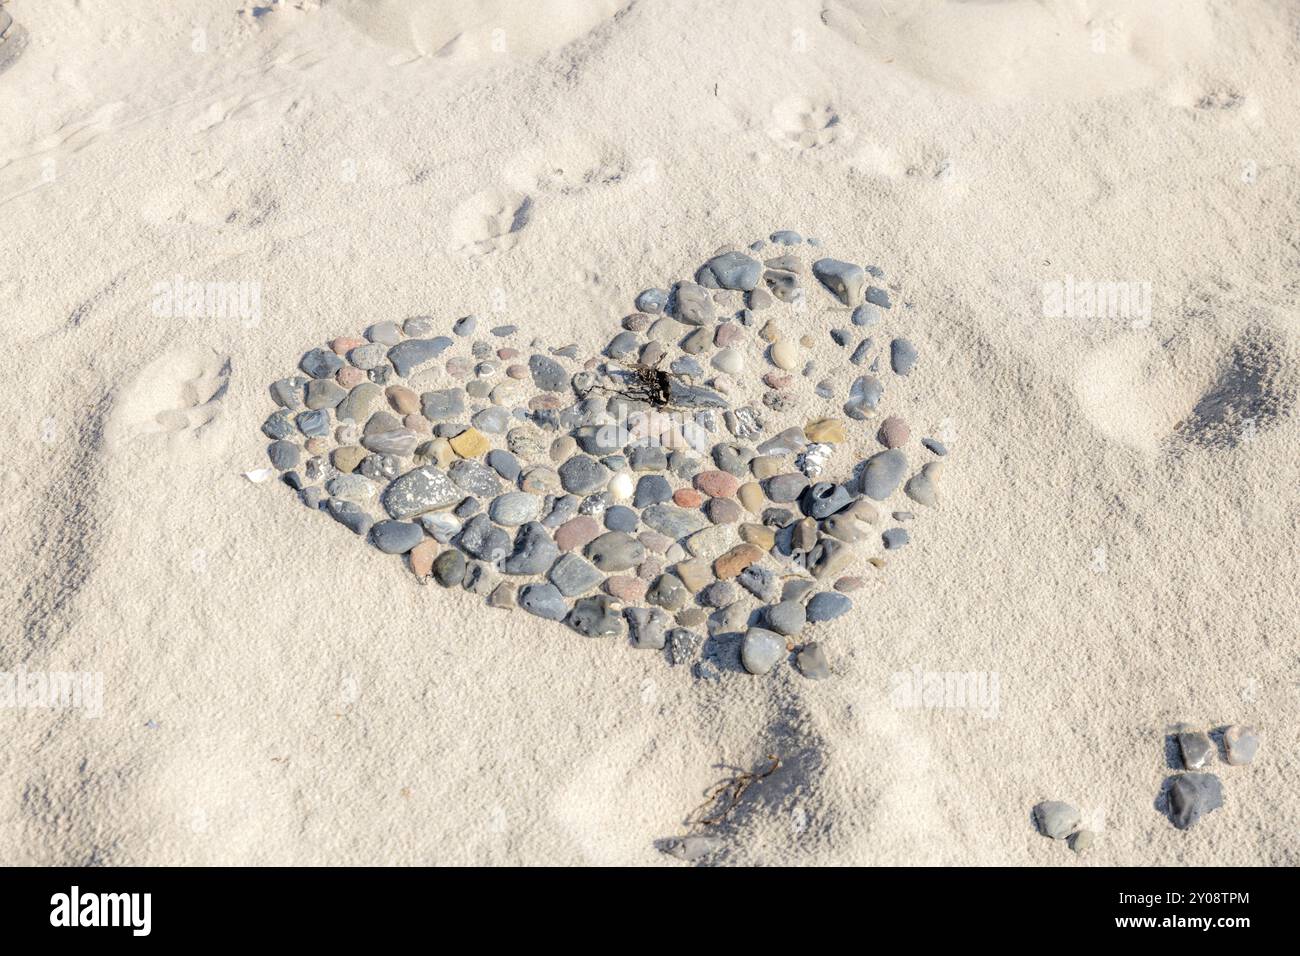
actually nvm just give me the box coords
[641,504,710,539]
[634,474,672,508]
[387,336,452,377]
[765,601,806,636]
[337,383,384,423]
[558,455,607,495]
[764,473,809,503]
[741,627,786,675]
[448,459,501,497]
[529,354,569,392]
[806,591,852,622]
[862,449,907,500]
[382,465,460,519]
[370,520,424,554]
[548,552,605,597]
[489,491,541,526]
[697,251,762,291]
[796,642,830,680]
[518,583,568,621]
[891,338,918,376]
[362,428,418,457]
[585,532,646,572]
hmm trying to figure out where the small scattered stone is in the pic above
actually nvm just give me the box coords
[806,591,851,622]
[370,520,424,554]
[741,627,786,675]
[880,416,910,448]
[1178,731,1215,770]
[1169,773,1223,830]
[811,258,865,306]
[1224,725,1260,766]
[891,338,918,376]
[796,643,830,680]
[765,601,806,637]
[1033,801,1080,840]
[432,549,466,587]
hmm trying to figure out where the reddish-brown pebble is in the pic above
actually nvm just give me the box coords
[409,539,439,578]
[694,470,740,498]
[714,544,764,579]
[834,576,866,592]
[763,372,793,389]
[507,364,529,379]
[497,348,520,360]
[555,516,602,552]
[337,367,366,388]
[386,385,420,415]
[673,488,704,508]
[330,336,365,355]
[880,415,910,448]
[715,324,744,347]
[606,576,647,603]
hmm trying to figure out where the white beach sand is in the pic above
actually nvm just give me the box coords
[1,0,1297,865]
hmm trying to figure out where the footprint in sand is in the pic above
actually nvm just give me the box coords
[768,95,845,151]
[448,187,533,257]
[105,347,233,455]
[0,8,28,77]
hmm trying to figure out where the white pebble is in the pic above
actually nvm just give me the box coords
[770,340,799,370]
[607,470,635,501]
[712,348,742,375]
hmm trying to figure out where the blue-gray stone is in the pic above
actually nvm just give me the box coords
[844,374,884,420]
[697,252,762,292]
[670,281,715,326]
[382,464,461,518]
[1033,801,1081,840]
[491,324,517,337]
[765,601,806,636]
[489,491,541,526]
[851,303,883,327]
[635,288,669,314]
[738,565,779,602]
[667,380,728,408]
[801,482,853,519]
[811,258,865,306]
[769,230,802,245]
[806,591,852,622]
[542,494,580,528]
[295,409,330,438]
[796,642,830,680]
[457,514,511,562]
[698,581,736,608]
[387,336,452,377]
[764,473,809,503]
[347,343,386,370]
[518,583,568,621]
[327,498,372,535]
[472,406,511,434]
[486,449,520,482]
[922,437,949,456]
[573,425,622,455]
[558,455,607,494]
[449,459,502,497]
[263,410,295,440]
[606,330,639,359]
[850,339,872,366]
[741,627,786,675]
[370,520,424,554]
[568,596,624,637]
[454,496,480,518]
[300,348,343,379]
[891,338,918,376]
[626,607,670,650]
[366,322,402,345]
[634,474,672,508]
[866,286,892,309]
[604,505,638,532]
[670,356,703,378]
[862,449,907,500]
[882,527,910,549]
[529,354,569,392]
[421,388,465,421]
[630,445,668,472]
[548,552,605,597]
[453,315,477,336]
[501,521,559,575]
[270,377,306,409]
[403,316,435,337]
[830,328,852,347]
[641,504,709,539]
[584,531,645,572]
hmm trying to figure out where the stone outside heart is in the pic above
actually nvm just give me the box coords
[258,230,947,680]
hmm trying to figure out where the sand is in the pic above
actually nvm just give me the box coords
[1,0,1297,865]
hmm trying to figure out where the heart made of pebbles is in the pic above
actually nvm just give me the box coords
[259,230,947,679]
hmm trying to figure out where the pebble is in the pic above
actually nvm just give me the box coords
[844,375,884,420]
[488,583,516,609]
[491,324,517,337]
[1069,831,1095,854]
[607,471,634,501]
[267,440,299,470]
[891,338,918,376]
[327,474,376,502]
[626,606,670,649]
[449,427,489,458]
[804,418,845,444]
[694,469,740,498]
[737,482,764,514]
[852,303,882,326]
[641,504,710,539]
[1169,773,1223,830]
[1033,801,1080,840]
[382,465,460,518]
[671,281,715,325]
[769,340,799,370]
[555,515,602,552]
[296,409,331,438]
[558,455,607,494]
[741,628,786,675]
[604,505,639,532]
[606,575,647,603]
[634,475,672,508]
[635,288,668,314]
[421,388,465,421]
[270,377,306,410]
[880,415,910,448]
[472,406,510,434]
[548,552,605,597]
[711,348,743,375]
[518,583,568,621]
[305,379,347,410]
[366,322,402,346]
[529,354,569,392]
[1224,725,1260,766]
[301,348,344,379]
[432,549,466,587]
[387,337,452,377]
[584,532,646,572]
[486,449,521,482]
[455,496,481,518]
[712,443,752,477]
[672,558,711,593]
[648,573,688,611]
[806,591,852,622]
[1178,731,1215,770]
[882,528,909,549]
[764,473,809,503]
[457,514,511,563]
[905,462,941,507]
[733,567,775,604]
[448,459,501,497]
[796,643,830,680]
[630,445,668,472]
[862,449,907,500]
[714,543,764,579]
[697,251,762,291]
[501,522,559,575]
[568,596,624,637]
[766,601,806,636]
[419,511,462,543]
[801,482,853,519]
[370,520,424,554]
[328,499,372,535]
[490,491,541,526]
[706,497,743,525]
[698,580,736,608]
[811,258,865,306]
